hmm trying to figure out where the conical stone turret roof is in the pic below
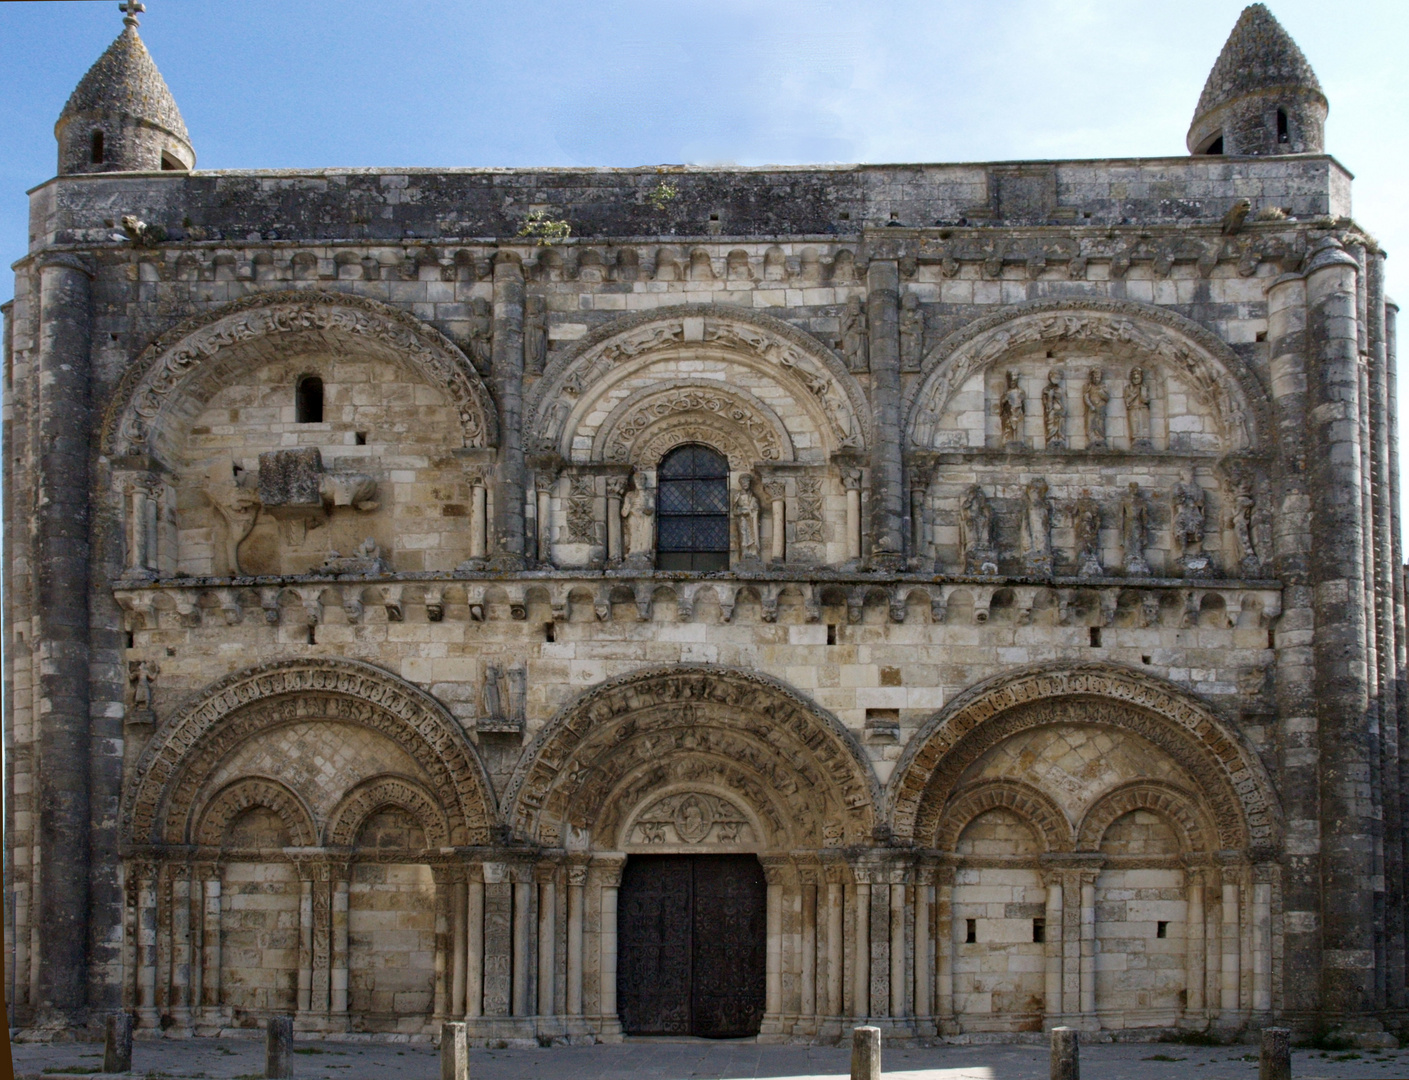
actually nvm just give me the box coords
[57,22,189,143]
[1195,4,1324,117]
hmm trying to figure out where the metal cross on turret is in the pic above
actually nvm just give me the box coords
[119,0,145,28]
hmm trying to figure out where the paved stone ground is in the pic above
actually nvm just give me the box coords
[10,1037,1409,1080]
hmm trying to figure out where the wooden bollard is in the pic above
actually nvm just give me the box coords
[1050,1025,1079,1080]
[1260,1027,1291,1080]
[441,1022,470,1080]
[102,1012,133,1073]
[265,1014,294,1079]
[851,1025,881,1080]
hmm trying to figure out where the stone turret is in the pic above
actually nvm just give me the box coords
[54,1,194,175]
[1187,4,1326,156]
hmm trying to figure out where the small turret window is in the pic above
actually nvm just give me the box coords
[160,151,183,171]
[1197,132,1224,155]
[295,375,324,423]
[90,130,105,164]
[1276,108,1290,144]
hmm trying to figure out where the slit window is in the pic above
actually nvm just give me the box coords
[1089,627,1102,647]
[1199,133,1224,155]
[295,375,324,423]
[1276,108,1290,144]
[1157,921,1169,939]
[965,919,977,944]
[1033,917,1046,943]
[90,130,105,164]
[656,444,730,572]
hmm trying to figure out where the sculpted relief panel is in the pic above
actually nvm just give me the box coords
[624,791,757,848]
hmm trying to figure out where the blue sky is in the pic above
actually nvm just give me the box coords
[2,0,1407,472]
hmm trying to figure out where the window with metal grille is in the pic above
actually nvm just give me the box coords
[656,444,729,571]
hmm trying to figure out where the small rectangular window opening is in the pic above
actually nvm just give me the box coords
[1157,921,1169,939]
[827,624,838,646]
[1033,917,1046,943]
[91,130,105,165]
[545,622,556,643]
[839,212,851,221]
[354,431,367,445]
[1089,627,1102,647]
[296,375,324,423]
[965,919,977,944]
[306,625,317,645]
[1276,108,1290,144]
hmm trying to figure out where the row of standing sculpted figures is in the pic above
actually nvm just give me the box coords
[1000,366,1152,450]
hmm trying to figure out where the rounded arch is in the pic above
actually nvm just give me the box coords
[194,776,318,849]
[123,658,496,848]
[1076,780,1213,855]
[526,305,871,460]
[591,379,796,470]
[935,779,1074,854]
[324,774,451,850]
[503,665,881,849]
[887,663,1279,853]
[102,290,498,463]
[902,297,1268,453]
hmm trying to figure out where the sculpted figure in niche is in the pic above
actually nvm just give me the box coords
[960,484,998,574]
[1121,482,1152,575]
[1020,477,1053,576]
[1172,470,1210,574]
[900,292,925,371]
[1083,368,1110,449]
[998,370,1026,448]
[1073,488,1103,577]
[1230,478,1260,573]
[621,470,656,569]
[1125,366,1153,449]
[204,459,261,576]
[129,659,157,713]
[483,662,504,720]
[1041,370,1066,450]
[524,293,548,375]
[735,473,763,563]
[466,296,493,373]
[841,296,869,372]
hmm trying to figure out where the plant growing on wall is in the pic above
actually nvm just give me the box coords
[646,181,679,211]
[518,209,572,246]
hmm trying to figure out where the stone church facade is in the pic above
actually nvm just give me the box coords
[4,3,1403,1044]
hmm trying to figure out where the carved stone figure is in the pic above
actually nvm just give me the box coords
[205,460,261,576]
[960,484,998,574]
[1230,478,1260,573]
[900,292,924,371]
[735,473,763,563]
[621,473,656,568]
[840,296,869,372]
[999,371,1026,448]
[1041,370,1066,449]
[1083,368,1110,449]
[1073,489,1102,577]
[466,296,492,373]
[1121,482,1151,575]
[1020,477,1053,575]
[483,662,504,720]
[322,537,388,574]
[1125,366,1153,448]
[130,660,157,712]
[1172,471,1210,574]
[507,663,527,725]
[524,293,548,375]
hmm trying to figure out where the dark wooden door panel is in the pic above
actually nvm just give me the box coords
[618,856,693,1034]
[692,855,767,1038]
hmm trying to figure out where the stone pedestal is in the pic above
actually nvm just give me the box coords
[103,1012,133,1073]
[1050,1025,1079,1080]
[850,1025,880,1080]
[1259,1027,1290,1080]
[265,1015,293,1079]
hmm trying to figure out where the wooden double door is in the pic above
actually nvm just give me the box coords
[617,854,767,1038]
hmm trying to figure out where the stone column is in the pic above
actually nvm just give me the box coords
[853,877,871,1018]
[826,877,844,1019]
[34,252,94,1016]
[867,258,904,562]
[765,480,787,563]
[202,875,222,1021]
[491,251,526,568]
[433,871,452,1021]
[843,467,863,565]
[1305,237,1376,1013]
[451,878,467,1019]
[1079,872,1097,1022]
[934,865,955,1032]
[761,857,787,1034]
[512,870,533,1016]
[800,868,818,1022]
[331,876,350,1019]
[1253,869,1273,1013]
[1043,870,1063,1026]
[596,856,624,1033]
[136,865,158,1029]
[170,869,192,1030]
[469,470,488,560]
[1185,868,1205,1019]
[889,873,906,1019]
[465,868,484,1019]
[535,469,557,566]
[537,864,556,1017]
[908,465,932,568]
[482,863,512,1016]
[567,862,586,1018]
[605,475,626,564]
[1220,872,1241,1019]
[912,867,931,1022]
[297,878,314,1015]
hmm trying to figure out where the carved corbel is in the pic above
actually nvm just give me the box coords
[675,584,695,623]
[1181,589,1203,628]
[1099,590,1119,628]
[1223,591,1244,628]
[803,586,822,624]
[465,585,486,623]
[1139,591,1162,628]
[425,586,445,622]
[972,586,995,624]
[593,587,611,623]
[260,587,282,625]
[298,588,323,626]
[115,590,157,631]
[341,587,365,624]
[215,588,242,625]
[931,587,950,625]
[172,592,200,628]
[719,587,737,624]
[759,586,780,624]
[847,587,866,625]
[633,584,654,623]
[549,586,569,624]
[1054,588,1073,627]
[889,590,908,624]
[381,585,404,622]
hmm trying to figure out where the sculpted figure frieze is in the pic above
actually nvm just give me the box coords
[1083,368,1109,449]
[960,484,998,575]
[1020,477,1053,576]
[999,370,1026,448]
[1041,370,1066,450]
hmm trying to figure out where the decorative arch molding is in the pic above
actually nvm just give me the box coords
[887,663,1279,854]
[525,305,871,458]
[592,379,796,469]
[123,658,495,848]
[324,774,451,850]
[194,776,317,849]
[1076,780,1213,855]
[615,782,769,851]
[102,290,498,461]
[903,297,1268,452]
[935,779,1074,854]
[503,665,881,849]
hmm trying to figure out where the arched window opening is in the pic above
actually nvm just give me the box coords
[160,151,184,171]
[295,375,324,424]
[1276,108,1290,144]
[656,444,729,571]
[90,130,105,164]
[1197,132,1224,156]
